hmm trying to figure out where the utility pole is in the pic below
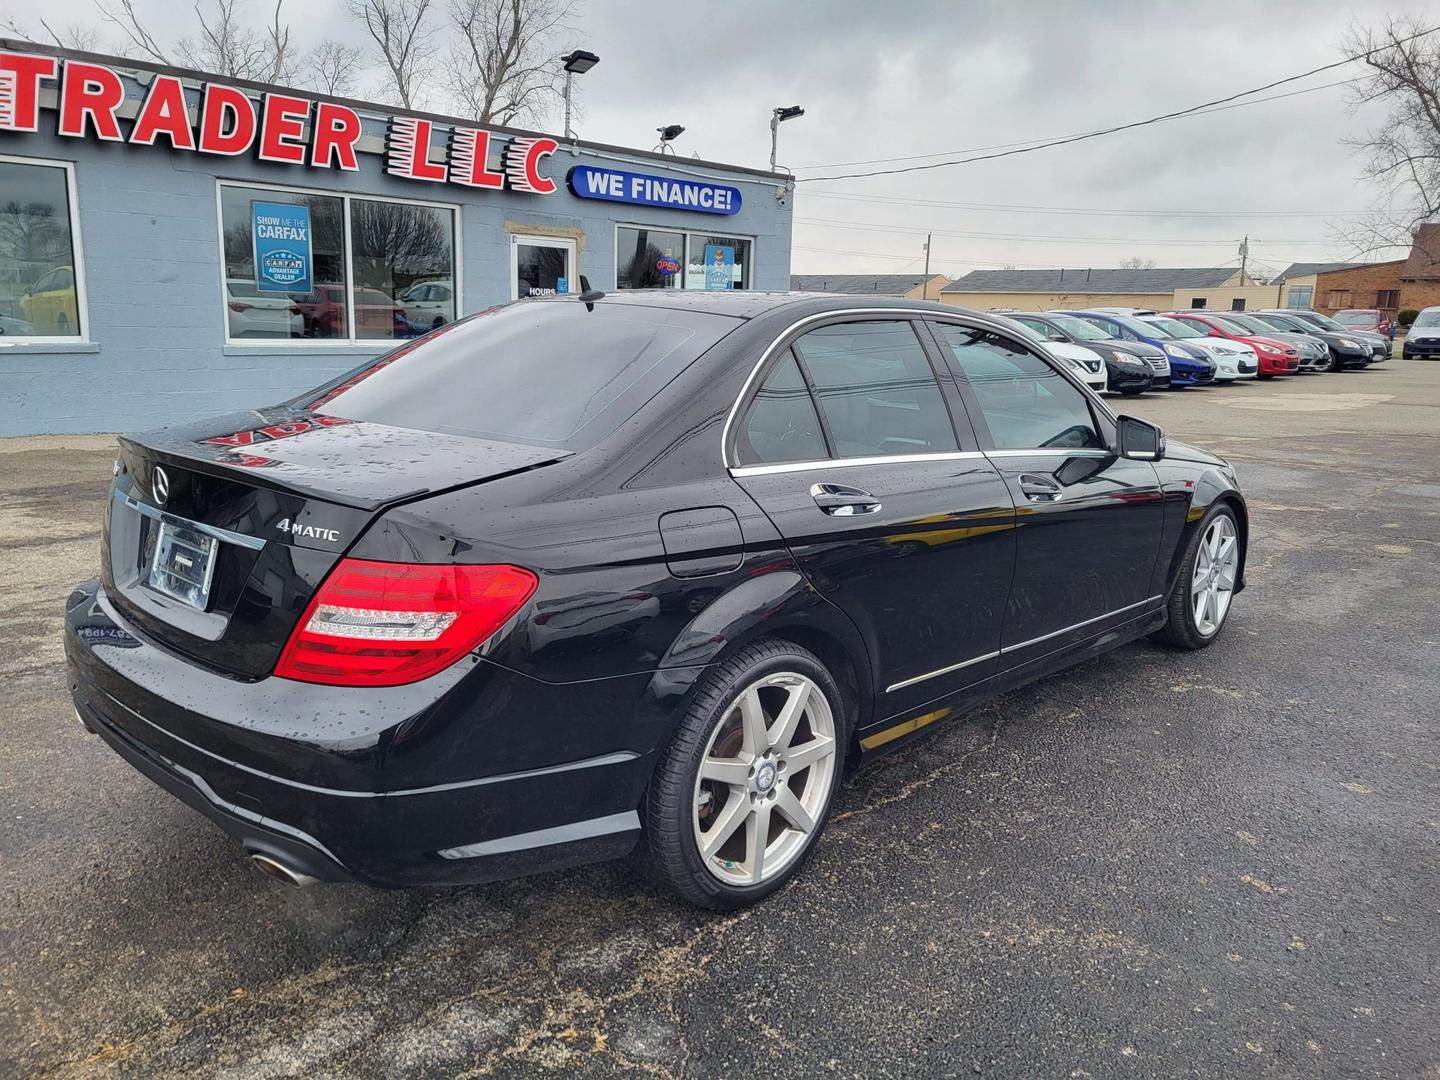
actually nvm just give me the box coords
[922,233,932,300]
[1239,234,1250,284]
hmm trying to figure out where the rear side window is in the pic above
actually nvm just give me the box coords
[936,325,1103,451]
[791,321,958,458]
[306,302,736,450]
[735,351,827,466]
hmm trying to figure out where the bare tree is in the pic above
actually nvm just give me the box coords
[346,0,435,109]
[445,0,572,126]
[1338,16,1440,255]
[174,0,295,83]
[95,0,172,64]
[0,14,102,51]
[308,39,364,96]
[1118,256,1157,270]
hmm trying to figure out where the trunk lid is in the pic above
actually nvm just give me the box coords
[102,408,571,679]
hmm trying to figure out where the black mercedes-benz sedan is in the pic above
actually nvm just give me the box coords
[66,291,1248,909]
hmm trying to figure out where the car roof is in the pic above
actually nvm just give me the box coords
[523,289,988,322]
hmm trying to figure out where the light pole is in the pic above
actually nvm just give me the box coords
[770,105,804,171]
[560,49,599,142]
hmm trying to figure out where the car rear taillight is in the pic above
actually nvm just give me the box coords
[274,559,538,687]
[228,301,253,312]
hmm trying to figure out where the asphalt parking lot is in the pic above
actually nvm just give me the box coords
[3,359,1438,1078]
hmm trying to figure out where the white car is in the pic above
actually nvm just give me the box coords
[992,313,1108,392]
[1137,314,1258,380]
[225,278,302,338]
[399,279,456,331]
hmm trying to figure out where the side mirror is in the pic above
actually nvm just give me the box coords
[1116,415,1165,461]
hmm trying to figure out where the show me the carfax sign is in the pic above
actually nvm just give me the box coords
[0,49,557,195]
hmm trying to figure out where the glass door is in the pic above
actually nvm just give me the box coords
[511,235,577,300]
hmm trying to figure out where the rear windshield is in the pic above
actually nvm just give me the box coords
[302,300,737,449]
[1334,310,1377,324]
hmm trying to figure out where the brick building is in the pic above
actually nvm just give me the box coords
[1399,223,1440,313]
[1275,260,1404,316]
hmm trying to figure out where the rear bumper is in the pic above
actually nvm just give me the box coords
[65,580,653,887]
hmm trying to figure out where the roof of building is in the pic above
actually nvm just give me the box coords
[940,267,1237,294]
[788,274,945,295]
[1272,261,1400,282]
[1401,224,1440,281]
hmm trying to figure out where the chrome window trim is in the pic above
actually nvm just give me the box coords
[730,450,986,478]
[885,650,1000,693]
[113,489,267,551]
[985,448,1112,459]
[998,595,1164,655]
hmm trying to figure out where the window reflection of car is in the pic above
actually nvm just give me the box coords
[288,284,403,338]
[19,265,79,335]
[289,283,347,338]
[0,314,38,335]
[225,278,302,338]
[399,280,454,330]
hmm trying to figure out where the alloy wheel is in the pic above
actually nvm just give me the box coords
[692,672,838,886]
[1191,515,1239,637]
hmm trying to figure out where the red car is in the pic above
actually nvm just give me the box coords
[1167,312,1300,378]
[1333,308,1394,336]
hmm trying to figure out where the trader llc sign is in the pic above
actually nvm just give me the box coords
[0,51,559,195]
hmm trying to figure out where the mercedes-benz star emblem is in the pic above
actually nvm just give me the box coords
[152,466,170,506]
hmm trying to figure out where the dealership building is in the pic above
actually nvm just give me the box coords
[0,41,795,436]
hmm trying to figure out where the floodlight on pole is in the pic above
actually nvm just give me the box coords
[655,124,685,155]
[769,105,804,171]
[560,50,599,142]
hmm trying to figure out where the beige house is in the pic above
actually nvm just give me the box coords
[941,267,1277,313]
[789,273,952,301]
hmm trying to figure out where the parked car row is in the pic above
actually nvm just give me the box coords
[991,305,1393,394]
[222,277,457,340]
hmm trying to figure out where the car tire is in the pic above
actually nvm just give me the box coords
[1317,351,1339,372]
[643,638,848,909]
[1153,503,1241,650]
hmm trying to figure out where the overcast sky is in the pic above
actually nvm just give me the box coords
[2,0,1415,279]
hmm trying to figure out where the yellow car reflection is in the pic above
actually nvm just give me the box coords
[885,506,1020,549]
[20,265,79,335]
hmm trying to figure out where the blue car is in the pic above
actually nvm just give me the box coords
[1056,310,1217,388]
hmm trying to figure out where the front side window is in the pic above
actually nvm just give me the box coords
[735,350,827,465]
[936,325,1102,451]
[791,321,957,458]
[220,184,456,343]
[0,157,83,339]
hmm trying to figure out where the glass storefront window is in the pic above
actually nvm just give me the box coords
[616,226,752,291]
[220,184,456,343]
[685,235,750,291]
[221,184,345,340]
[351,198,455,340]
[617,226,685,289]
[0,157,83,339]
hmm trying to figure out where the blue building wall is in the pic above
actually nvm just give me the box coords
[0,57,793,436]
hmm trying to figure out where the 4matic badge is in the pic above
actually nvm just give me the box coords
[275,518,341,543]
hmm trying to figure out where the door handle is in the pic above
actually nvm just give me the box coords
[810,483,882,516]
[1018,473,1063,502]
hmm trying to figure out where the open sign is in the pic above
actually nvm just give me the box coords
[656,256,681,276]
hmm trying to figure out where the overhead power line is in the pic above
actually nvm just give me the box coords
[794,216,1340,246]
[798,27,1438,183]
[796,76,1361,172]
[799,190,1369,219]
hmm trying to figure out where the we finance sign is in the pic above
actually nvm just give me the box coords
[0,50,557,195]
[567,165,741,215]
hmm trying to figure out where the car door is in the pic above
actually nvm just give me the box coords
[729,316,1017,714]
[927,319,1167,669]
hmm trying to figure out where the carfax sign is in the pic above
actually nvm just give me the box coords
[566,165,742,215]
[251,201,313,293]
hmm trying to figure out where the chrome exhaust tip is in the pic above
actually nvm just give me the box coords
[249,852,319,888]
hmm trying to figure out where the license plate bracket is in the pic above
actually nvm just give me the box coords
[147,519,218,610]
